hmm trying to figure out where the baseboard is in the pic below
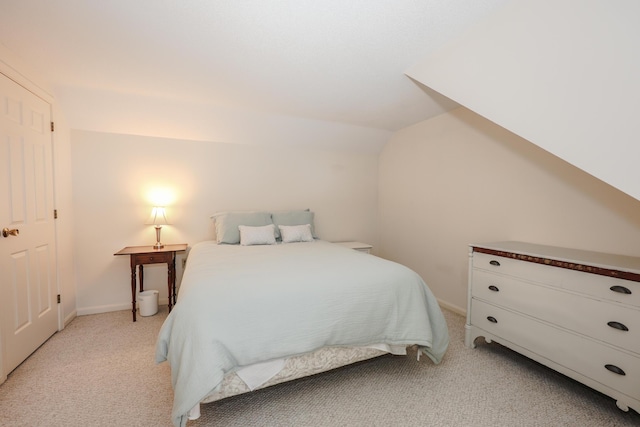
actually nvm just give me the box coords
[63,310,77,327]
[77,297,170,316]
[437,298,466,317]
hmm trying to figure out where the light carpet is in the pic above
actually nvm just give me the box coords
[0,307,638,427]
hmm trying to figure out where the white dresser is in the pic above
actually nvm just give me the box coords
[466,241,640,413]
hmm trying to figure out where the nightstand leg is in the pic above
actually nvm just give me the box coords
[130,266,137,322]
[172,257,177,305]
[168,258,175,312]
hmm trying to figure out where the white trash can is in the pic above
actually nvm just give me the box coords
[139,290,159,316]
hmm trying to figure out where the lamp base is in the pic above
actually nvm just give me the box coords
[154,226,164,249]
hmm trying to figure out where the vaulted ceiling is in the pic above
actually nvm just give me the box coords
[3,1,639,201]
[0,0,507,134]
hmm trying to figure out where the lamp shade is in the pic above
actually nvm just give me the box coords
[145,206,170,225]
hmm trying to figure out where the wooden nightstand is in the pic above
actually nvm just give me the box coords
[114,243,187,321]
[334,241,373,254]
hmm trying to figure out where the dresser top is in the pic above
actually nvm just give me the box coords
[471,241,640,274]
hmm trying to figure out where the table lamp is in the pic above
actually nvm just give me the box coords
[146,206,170,249]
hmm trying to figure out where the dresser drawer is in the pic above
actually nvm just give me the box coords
[471,299,640,400]
[473,252,542,278]
[473,252,640,307]
[472,270,640,354]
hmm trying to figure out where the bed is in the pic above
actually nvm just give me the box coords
[155,211,449,427]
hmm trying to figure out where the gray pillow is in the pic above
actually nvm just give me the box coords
[211,211,273,244]
[271,209,316,239]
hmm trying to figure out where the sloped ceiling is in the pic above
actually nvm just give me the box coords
[407,0,640,201]
[0,0,507,150]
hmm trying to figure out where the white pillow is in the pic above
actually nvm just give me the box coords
[278,224,314,243]
[239,224,276,246]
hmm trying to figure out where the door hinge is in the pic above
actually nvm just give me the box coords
[54,209,58,219]
[51,121,55,132]
[57,294,61,304]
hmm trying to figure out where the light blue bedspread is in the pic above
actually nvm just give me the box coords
[156,240,449,427]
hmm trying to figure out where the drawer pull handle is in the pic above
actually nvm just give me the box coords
[607,321,629,331]
[610,285,632,295]
[605,364,626,376]
[488,285,499,292]
[489,260,501,267]
[487,316,498,323]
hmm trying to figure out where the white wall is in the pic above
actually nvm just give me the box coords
[406,0,640,202]
[71,130,379,314]
[379,108,640,313]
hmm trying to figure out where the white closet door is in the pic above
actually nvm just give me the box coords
[0,72,58,380]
